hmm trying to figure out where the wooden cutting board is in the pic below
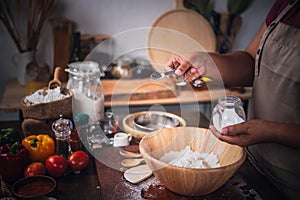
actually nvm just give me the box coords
[147,0,216,72]
[102,79,176,101]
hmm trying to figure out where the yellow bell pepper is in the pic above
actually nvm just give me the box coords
[22,134,55,162]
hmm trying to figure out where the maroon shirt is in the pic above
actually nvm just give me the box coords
[266,0,300,28]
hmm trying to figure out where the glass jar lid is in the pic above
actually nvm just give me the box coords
[66,61,100,77]
[218,96,242,108]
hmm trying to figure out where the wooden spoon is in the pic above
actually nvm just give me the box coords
[48,66,63,89]
[124,164,152,184]
[119,150,142,158]
[121,158,144,168]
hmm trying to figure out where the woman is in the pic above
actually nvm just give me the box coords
[166,0,300,199]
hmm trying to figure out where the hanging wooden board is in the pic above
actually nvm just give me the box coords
[147,0,216,72]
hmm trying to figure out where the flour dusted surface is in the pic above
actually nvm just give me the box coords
[159,146,220,169]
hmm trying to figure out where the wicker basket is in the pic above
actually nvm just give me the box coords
[21,87,73,136]
[21,88,72,120]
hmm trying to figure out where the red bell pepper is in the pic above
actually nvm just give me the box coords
[0,142,29,183]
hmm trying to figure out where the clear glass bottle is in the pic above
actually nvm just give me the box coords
[211,96,246,132]
[71,113,90,151]
[25,53,51,94]
[66,61,104,122]
[69,32,83,63]
[52,115,73,158]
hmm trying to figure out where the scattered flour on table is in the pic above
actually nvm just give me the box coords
[159,146,220,169]
[25,87,69,104]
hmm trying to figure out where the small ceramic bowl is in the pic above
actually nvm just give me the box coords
[12,175,56,199]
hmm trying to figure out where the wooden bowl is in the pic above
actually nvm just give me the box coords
[139,127,245,196]
[123,111,186,143]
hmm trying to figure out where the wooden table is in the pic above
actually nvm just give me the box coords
[0,117,285,200]
[94,147,284,200]
[93,114,285,200]
[0,121,101,200]
[0,78,252,112]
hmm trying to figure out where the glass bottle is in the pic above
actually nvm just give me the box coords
[71,113,90,151]
[66,61,104,122]
[69,32,83,63]
[100,112,119,140]
[25,54,51,94]
[49,18,74,82]
[52,115,73,158]
[211,96,246,132]
[70,128,82,152]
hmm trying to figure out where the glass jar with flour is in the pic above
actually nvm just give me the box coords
[66,61,104,122]
[211,96,246,132]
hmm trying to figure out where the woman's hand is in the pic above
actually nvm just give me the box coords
[165,50,255,86]
[165,52,209,82]
[210,120,300,150]
[209,120,269,147]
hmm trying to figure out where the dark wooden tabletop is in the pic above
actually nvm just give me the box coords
[0,121,101,200]
[0,117,285,200]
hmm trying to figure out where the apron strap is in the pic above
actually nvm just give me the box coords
[255,0,299,76]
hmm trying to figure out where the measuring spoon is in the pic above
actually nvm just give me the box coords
[151,70,175,80]
[150,70,206,88]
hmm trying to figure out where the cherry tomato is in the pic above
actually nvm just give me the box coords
[68,151,89,174]
[45,155,68,178]
[24,162,46,177]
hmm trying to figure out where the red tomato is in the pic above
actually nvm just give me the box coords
[24,162,46,177]
[68,151,89,174]
[45,155,68,178]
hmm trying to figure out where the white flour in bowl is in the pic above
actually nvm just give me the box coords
[159,146,220,169]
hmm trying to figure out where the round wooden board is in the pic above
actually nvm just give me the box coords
[147,0,216,72]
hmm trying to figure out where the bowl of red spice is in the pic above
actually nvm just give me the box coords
[12,175,56,199]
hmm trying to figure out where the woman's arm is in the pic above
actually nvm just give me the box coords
[215,22,268,86]
[166,22,268,87]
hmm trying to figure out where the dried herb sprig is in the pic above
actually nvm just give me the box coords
[0,0,57,53]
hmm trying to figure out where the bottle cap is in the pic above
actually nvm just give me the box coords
[52,115,73,137]
[73,113,89,126]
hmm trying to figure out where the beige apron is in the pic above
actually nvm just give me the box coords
[247,0,300,198]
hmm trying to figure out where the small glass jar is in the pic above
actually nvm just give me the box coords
[211,96,246,132]
[66,61,104,121]
[99,112,119,140]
